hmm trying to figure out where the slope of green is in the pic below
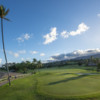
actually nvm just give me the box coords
[0,66,100,100]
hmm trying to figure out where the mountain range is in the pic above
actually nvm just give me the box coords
[50,49,100,61]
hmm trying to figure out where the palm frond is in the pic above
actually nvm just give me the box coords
[0,5,4,10]
[0,6,3,17]
[4,9,9,16]
[0,5,9,18]
[3,17,11,21]
[0,5,5,13]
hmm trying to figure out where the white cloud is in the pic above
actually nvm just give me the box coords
[24,33,31,40]
[17,37,24,42]
[60,23,89,39]
[0,58,2,64]
[49,57,55,61]
[18,50,26,54]
[54,53,60,56]
[69,48,100,57]
[21,57,31,62]
[9,51,19,58]
[51,48,100,61]
[17,33,31,42]
[30,51,38,55]
[97,14,100,17]
[21,58,24,61]
[8,50,26,58]
[61,31,69,38]
[14,53,19,58]
[69,23,89,36]
[43,27,58,44]
[40,53,45,56]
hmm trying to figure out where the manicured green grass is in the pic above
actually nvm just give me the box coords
[1,66,100,100]
[0,75,38,100]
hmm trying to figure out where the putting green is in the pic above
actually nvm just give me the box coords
[36,67,100,99]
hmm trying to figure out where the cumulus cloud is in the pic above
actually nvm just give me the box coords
[21,58,31,62]
[0,58,2,64]
[9,51,19,58]
[30,51,38,54]
[17,37,24,42]
[43,27,58,44]
[40,53,45,56]
[8,50,26,58]
[24,33,31,40]
[43,23,89,44]
[54,53,60,56]
[51,48,100,61]
[71,48,100,56]
[61,23,89,38]
[13,53,19,58]
[49,57,56,61]
[18,50,26,54]
[61,31,69,38]
[69,23,89,36]
[17,33,31,42]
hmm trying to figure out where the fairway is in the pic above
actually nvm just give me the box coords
[1,66,100,100]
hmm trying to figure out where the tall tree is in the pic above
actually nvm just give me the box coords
[33,58,37,64]
[37,60,42,69]
[0,5,11,86]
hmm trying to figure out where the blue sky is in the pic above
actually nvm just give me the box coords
[0,0,100,63]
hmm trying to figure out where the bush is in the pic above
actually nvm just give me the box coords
[97,63,100,72]
[78,61,83,66]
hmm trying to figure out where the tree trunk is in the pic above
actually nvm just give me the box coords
[1,18,11,86]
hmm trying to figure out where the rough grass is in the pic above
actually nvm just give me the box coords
[0,66,100,100]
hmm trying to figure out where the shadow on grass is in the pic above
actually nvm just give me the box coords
[60,73,75,75]
[48,75,88,85]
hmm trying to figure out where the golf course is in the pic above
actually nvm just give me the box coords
[0,0,100,100]
[1,65,100,100]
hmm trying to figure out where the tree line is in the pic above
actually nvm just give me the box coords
[1,58,43,73]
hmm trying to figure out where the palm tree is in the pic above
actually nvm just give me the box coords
[33,58,37,64]
[0,5,11,86]
[37,60,42,68]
